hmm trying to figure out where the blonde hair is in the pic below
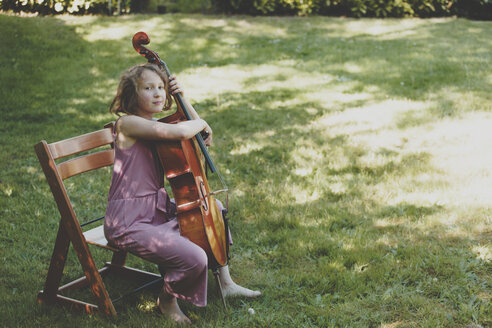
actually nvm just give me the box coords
[109,63,173,116]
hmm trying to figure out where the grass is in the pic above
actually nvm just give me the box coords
[0,12,491,328]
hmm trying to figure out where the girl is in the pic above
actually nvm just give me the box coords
[105,63,260,324]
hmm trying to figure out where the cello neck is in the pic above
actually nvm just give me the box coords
[159,58,217,173]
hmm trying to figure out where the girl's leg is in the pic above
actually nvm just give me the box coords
[218,265,261,298]
[124,220,209,307]
[157,289,191,324]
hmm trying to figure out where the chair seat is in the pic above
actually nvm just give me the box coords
[83,225,119,251]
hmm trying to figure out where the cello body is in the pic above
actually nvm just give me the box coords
[156,114,228,268]
[132,32,228,268]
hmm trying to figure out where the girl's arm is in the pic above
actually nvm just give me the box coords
[118,115,210,142]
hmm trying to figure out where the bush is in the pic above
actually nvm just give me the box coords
[130,0,150,13]
[454,0,492,20]
[1,0,110,14]
[0,0,147,15]
[1,0,490,19]
[212,0,492,19]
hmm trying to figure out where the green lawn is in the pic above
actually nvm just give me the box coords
[0,13,490,327]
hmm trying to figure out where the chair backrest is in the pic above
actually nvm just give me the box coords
[34,126,114,249]
[38,127,114,179]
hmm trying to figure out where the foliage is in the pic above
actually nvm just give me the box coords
[153,0,210,14]
[2,0,491,18]
[130,0,150,13]
[0,0,146,14]
[454,0,492,20]
[1,0,107,14]
[212,0,492,19]
[1,13,491,328]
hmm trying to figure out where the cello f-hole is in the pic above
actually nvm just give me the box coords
[198,177,209,212]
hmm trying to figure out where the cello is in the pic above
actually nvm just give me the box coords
[132,32,229,270]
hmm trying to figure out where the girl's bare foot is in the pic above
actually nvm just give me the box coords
[219,265,261,298]
[221,282,262,298]
[157,290,191,325]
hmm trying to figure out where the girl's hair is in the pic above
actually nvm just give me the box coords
[109,63,173,116]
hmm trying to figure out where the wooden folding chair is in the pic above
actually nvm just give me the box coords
[34,124,162,316]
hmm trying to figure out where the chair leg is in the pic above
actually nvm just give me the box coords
[70,239,116,316]
[212,269,227,309]
[110,249,127,267]
[38,222,117,316]
[38,223,71,303]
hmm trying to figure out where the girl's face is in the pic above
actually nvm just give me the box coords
[136,69,167,119]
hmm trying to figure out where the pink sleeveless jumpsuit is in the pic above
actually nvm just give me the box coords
[104,126,218,307]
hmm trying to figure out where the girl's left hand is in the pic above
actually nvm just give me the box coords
[169,74,212,145]
[168,75,183,95]
[203,122,213,147]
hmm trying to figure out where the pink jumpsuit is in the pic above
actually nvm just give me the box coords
[104,128,214,307]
